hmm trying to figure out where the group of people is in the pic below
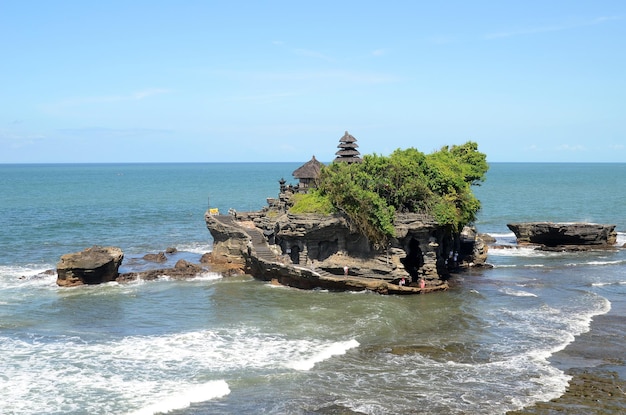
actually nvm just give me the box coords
[398,276,426,291]
[445,250,459,271]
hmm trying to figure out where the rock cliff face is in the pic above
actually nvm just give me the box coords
[205,207,487,294]
[507,222,617,248]
[57,246,124,286]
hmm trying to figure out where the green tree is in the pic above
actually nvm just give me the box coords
[307,141,488,245]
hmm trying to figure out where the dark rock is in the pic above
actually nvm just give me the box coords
[200,252,212,263]
[507,368,626,415]
[205,209,464,294]
[143,252,167,263]
[56,246,124,287]
[200,252,245,276]
[165,247,177,254]
[460,226,489,267]
[479,233,497,244]
[117,259,206,282]
[507,222,617,247]
[173,259,203,272]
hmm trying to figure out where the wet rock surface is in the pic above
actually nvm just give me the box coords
[117,259,206,281]
[507,313,626,414]
[205,211,478,294]
[507,222,617,247]
[56,246,124,286]
[507,368,626,415]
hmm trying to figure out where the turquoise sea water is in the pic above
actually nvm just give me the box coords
[1,162,625,414]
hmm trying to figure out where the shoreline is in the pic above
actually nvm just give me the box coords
[507,308,626,414]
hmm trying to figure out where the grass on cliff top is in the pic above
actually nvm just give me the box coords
[288,191,336,215]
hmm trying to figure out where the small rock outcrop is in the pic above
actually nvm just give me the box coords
[56,246,124,287]
[117,259,206,282]
[507,222,617,248]
[143,252,168,263]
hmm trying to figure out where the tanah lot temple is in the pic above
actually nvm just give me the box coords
[204,131,488,295]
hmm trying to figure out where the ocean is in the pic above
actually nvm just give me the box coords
[1,162,625,414]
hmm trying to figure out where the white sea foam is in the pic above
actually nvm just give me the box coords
[286,339,360,371]
[616,231,626,246]
[190,271,223,281]
[501,288,538,297]
[176,241,213,255]
[502,293,611,358]
[566,259,626,267]
[126,380,230,415]
[359,345,572,414]
[0,327,358,414]
[487,246,548,257]
[0,264,57,290]
[409,293,612,412]
[586,260,625,266]
[488,232,518,245]
[592,281,626,287]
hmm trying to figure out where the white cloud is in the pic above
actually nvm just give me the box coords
[556,144,586,152]
[211,69,401,85]
[293,48,334,62]
[50,88,173,108]
[484,15,623,39]
[0,131,45,142]
[131,88,172,100]
[57,127,173,138]
[426,35,457,45]
[225,92,297,103]
[525,144,540,152]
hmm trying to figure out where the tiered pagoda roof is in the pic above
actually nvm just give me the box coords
[334,131,362,163]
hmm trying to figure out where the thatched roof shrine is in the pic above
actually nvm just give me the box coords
[334,131,362,163]
[292,155,323,189]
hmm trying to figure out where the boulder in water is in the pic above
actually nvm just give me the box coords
[507,222,617,247]
[56,246,124,287]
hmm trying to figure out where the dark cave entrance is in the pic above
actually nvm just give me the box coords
[400,238,424,283]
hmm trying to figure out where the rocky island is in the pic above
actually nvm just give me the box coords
[51,134,489,292]
[507,222,618,251]
[205,133,490,294]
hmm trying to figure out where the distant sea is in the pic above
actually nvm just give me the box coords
[1,162,625,414]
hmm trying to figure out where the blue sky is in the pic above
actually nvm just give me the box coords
[1,1,624,163]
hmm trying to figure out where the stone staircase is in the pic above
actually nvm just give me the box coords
[212,215,408,287]
[312,268,337,278]
[208,215,445,294]
[245,226,277,262]
[215,215,277,262]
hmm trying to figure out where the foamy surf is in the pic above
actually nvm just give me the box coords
[127,380,230,415]
[0,264,57,290]
[488,247,555,258]
[286,339,360,371]
[592,281,626,287]
[176,242,213,255]
[190,271,223,281]
[501,287,538,297]
[488,232,518,245]
[585,260,626,266]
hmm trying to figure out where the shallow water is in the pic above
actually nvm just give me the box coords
[1,162,624,414]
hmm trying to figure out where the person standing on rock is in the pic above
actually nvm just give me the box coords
[420,278,426,291]
[343,266,349,276]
